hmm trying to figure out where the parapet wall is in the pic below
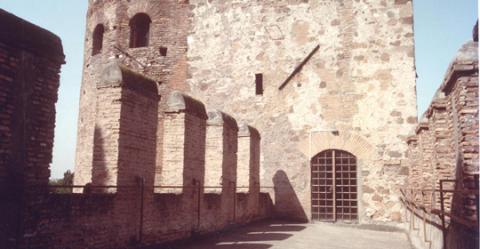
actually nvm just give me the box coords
[40,74,271,249]
[404,40,478,249]
[0,10,272,246]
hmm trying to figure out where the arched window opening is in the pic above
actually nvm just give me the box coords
[129,13,151,48]
[92,24,104,56]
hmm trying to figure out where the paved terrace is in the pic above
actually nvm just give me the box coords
[165,220,413,249]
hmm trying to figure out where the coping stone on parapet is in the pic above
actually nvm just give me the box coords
[406,133,418,145]
[415,117,429,134]
[99,61,158,99]
[238,122,261,139]
[441,41,479,94]
[207,109,238,130]
[165,91,208,119]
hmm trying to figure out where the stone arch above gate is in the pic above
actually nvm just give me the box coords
[303,131,375,162]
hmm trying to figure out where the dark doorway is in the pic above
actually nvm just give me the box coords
[311,149,358,222]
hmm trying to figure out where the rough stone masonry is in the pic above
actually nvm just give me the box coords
[76,0,417,225]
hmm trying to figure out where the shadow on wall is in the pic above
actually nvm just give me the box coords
[446,153,479,249]
[166,220,306,249]
[272,170,308,222]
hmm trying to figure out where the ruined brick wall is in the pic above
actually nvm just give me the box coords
[405,40,478,249]
[187,0,417,223]
[0,9,64,248]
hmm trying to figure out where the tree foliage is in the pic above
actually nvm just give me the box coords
[49,170,74,193]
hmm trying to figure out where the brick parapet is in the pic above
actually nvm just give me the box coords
[165,91,208,119]
[99,61,159,100]
[205,110,238,193]
[415,121,430,135]
[159,92,207,193]
[0,9,65,249]
[206,109,239,130]
[405,40,478,249]
[1,6,275,249]
[204,108,239,208]
[238,122,261,139]
[0,9,64,63]
[237,123,261,193]
[91,63,159,190]
[236,123,261,223]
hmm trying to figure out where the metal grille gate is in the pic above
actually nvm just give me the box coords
[311,149,358,221]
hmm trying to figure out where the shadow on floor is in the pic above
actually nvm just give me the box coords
[162,220,307,249]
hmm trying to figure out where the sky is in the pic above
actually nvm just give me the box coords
[0,1,477,179]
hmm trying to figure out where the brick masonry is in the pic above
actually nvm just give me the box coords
[0,9,65,249]
[0,8,272,249]
[236,124,262,224]
[405,40,478,249]
[159,91,207,193]
[74,0,191,187]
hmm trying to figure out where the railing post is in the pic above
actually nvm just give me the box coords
[232,181,236,223]
[196,180,201,232]
[439,180,447,249]
[475,175,479,225]
[421,190,431,245]
[409,189,414,231]
[138,177,145,244]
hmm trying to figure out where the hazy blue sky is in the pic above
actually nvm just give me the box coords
[0,1,477,179]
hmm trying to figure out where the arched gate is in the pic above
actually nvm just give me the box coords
[311,149,358,222]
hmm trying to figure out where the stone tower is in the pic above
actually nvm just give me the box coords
[75,0,417,224]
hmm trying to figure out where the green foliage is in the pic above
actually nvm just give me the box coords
[49,170,74,193]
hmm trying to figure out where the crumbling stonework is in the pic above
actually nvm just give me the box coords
[404,40,478,249]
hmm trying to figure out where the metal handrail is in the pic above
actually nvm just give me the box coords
[401,176,479,249]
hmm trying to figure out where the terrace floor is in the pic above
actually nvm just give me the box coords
[167,220,413,249]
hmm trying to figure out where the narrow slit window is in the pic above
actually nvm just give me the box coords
[159,47,167,56]
[255,73,263,95]
[92,24,104,56]
[129,13,151,48]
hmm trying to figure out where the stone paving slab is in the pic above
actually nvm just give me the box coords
[167,220,413,249]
